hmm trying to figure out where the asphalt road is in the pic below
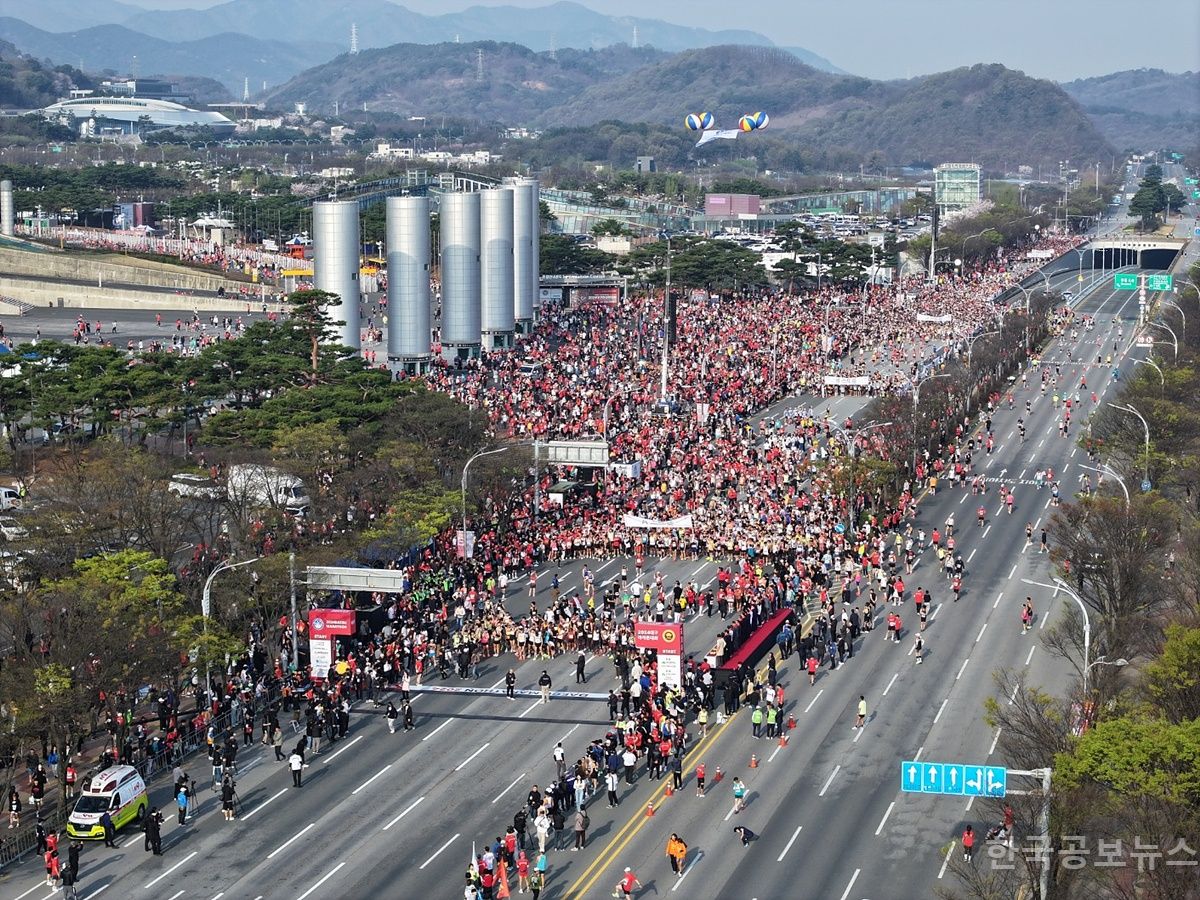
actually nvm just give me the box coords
[0,262,1173,900]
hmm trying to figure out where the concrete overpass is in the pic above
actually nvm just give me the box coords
[1085,234,1188,271]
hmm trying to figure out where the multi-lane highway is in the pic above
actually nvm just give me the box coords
[0,258,1179,900]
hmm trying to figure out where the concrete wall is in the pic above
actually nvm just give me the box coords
[0,276,274,312]
[0,246,248,293]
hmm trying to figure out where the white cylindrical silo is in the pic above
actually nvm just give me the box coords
[439,191,481,360]
[0,180,13,237]
[312,200,361,350]
[525,177,541,320]
[385,196,432,371]
[507,177,535,331]
[480,188,515,350]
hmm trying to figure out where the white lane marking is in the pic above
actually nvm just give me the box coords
[1009,684,1020,706]
[975,623,987,644]
[931,603,943,621]
[768,744,783,763]
[242,787,288,821]
[1045,496,1052,509]
[268,823,316,859]
[914,745,925,761]
[1025,645,1036,666]
[492,773,527,804]
[671,850,704,892]
[1071,447,1077,458]
[322,734,362,763]
[518,700,541,718]
[294,862,346,900]
[351,764,392,795]
[882,672,899,696]
[1061,463,1070,475]
[1008,563,1018,580]
[1034,517,1042,530]
[421,720,453,742]
[489,676,505,689]
[989,727,1002,756]
[983,524,992,540]
[596,559,617,573]
[804,689,824,713]
[166,892,185,900]
[934,699,949,724]
[938,842,957,879]
[383,795,426,830]
[818,765,840,797]
[143,851,199,889]
[82,886,110,900]
[14,883,45,900]
[956,658,970,681]
[454,743,491,772]
[419,833,461,869]
[209,894,224,900]
[852,726,864,744]
[777,825,804,861]
[966,795,976,812]
[875,801,895,836]
[558,723,581,744]
[959,492,968,505]
[1040,608,1050,630]
[994,591,1003,609]
[838,868,862,900]
[1018,468,1026,480]
[967,547,977,563]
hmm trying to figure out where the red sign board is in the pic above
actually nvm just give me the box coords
[633,622,683,654]
[308,608,356,638]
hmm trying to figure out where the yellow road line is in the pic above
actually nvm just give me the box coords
[563,711,738,900]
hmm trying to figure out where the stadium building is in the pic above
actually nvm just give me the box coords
[41,95,235,137]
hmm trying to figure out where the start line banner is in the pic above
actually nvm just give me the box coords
[823,375,871,387]
[622,513,694,530]
[916,314,952,324]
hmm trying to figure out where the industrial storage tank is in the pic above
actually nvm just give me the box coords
[479,187,515,350]
[506,177,534,331]
[385,196,433,372]
[439,191,482,360]
[312,200,361,350]
[524,177,541,320]
[0,180,13,237]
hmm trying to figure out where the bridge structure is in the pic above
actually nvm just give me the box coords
[1084,233,1188,271]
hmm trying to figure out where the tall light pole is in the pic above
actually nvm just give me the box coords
[1023,576,1092,693]
[602,386,630,438]
[1010,282,1034,354]
[461,447,508,557]
[911,372,951,473]
[1133,357,1164,386]
[202,557,260,706]
[1161,298,1186,339]
[1107,401,1150,489]
[660,232,673,403]
[1078,462,1130,509]
[1147,321,1178,361]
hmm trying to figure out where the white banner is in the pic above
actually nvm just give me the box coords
[695,402,711,426]
[658,653,682,689]
[456,529,476,559]
[916,314,952,323]
[310,638,333,679]
[622,513,694,530]
[1026,249,1055,260]
[696,129,741,147]
[823,375,871,387]
[608,461,642,479]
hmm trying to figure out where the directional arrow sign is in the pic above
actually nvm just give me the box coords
[901,761,1007,797]
[1113,273,1138,291]
[902,762,922,793]
[945,764,965,796]
[984,766,1008,797]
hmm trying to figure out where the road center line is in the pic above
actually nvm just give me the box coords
[351,764,392,795]
[983,524,992,540]
[803,689,824,713]
[455,743,492,771]
[143,850,199,889]
[975,623,987,644]
[268,823,315,860]
[989,727,1003,756]
[242,787,288,821]
[1025,645,1036,666]
[419,833,461,870]
[421,720,453,742]
[930,602,943,621]
[492,772,527,804]
[956,658,970,681]
[882,672,899,696]
[294,862,346,900]
[1009,684,1020,705]
[383,795,426,830]
[818,765,840,797]
[914,745,925,761]
[777,825,803,862]
[934,698,949,724]
[875,801,895,836]
[1008,563,1018,579]
[838,868,861,900]
[994,591,1004,609]
[938,842,957,879]
[322,734,363,763]
[967,547,977,563]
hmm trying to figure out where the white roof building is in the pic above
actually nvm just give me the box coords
[42,96,235,135]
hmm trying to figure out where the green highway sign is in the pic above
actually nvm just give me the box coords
[1186,178,1199,186]
[1193,190,1200,199]
[1147,273,1173,291]
[1113,273,1138,290]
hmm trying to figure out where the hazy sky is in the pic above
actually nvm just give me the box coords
[122,0,1200,81]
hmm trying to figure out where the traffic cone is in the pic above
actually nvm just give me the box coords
[787,714,797,730]
[713,766,723,784]
[664,783,674,797]
[749,753,758,768]
[645,802,655,817]
[778,733,788,748]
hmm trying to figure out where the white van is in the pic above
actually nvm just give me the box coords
[67,764,147,839]
[227,464,311,512]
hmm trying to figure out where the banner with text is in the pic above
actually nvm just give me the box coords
[633,622,684,654]
[658,653,682,689]
[308,608,356,639]
[822,375,871,387]
[310,638,333,679]
[622,513,694,530]
[916,314,952,324]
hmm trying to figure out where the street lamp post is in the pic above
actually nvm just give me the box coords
[911,372,951,473]
[964,330,1000,411]
[1133,357,1164,386]
[1107,402,1151,490]
[1023,576,1093,692]
[602,387,630,438]
[1078,462,1130,509]
[461,447,509,557]
[1147,321,1178,362]
[1161,298,1186,339]
[202,557,260,707]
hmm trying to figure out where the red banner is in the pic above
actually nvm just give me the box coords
[633,622,683,654]
[308,608,356,638]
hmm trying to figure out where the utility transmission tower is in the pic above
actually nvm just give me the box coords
[350,22,359,54]
[476,48,484,82]
[242,77,249,102]
[632,25,639,48]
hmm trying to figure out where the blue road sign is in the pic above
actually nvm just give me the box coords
[901,761,1007,797]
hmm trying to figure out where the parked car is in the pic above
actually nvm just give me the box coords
[0,516,28,541]
[168,473,223,500]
